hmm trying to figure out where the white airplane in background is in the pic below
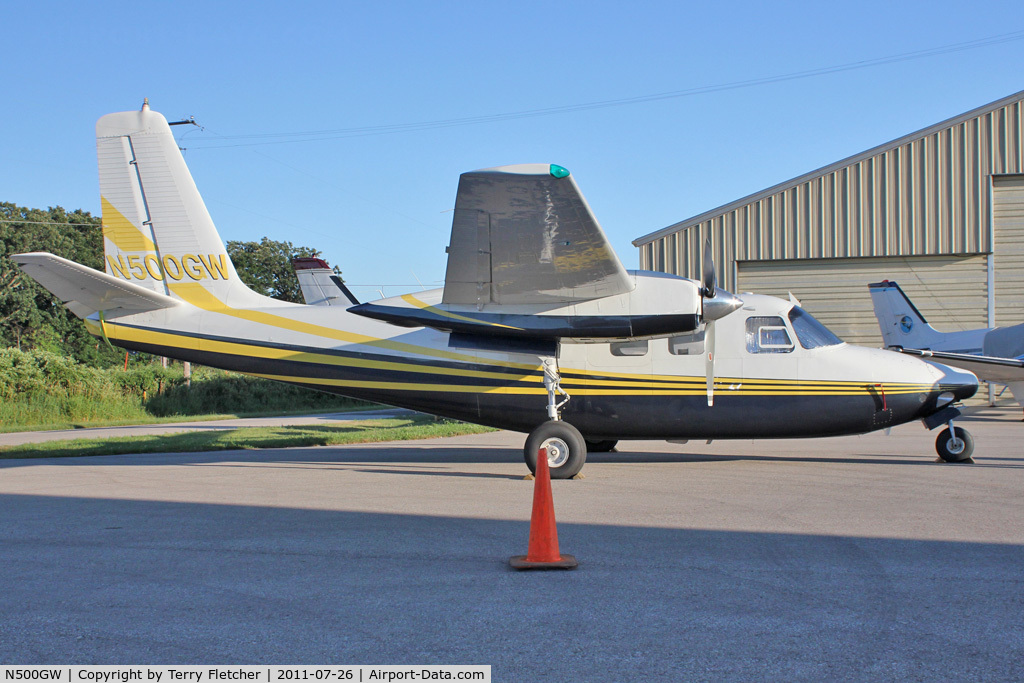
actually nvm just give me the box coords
[10,102,981,477]
[869,280,1024,413]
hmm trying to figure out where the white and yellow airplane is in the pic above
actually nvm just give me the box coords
[12,103,980,476]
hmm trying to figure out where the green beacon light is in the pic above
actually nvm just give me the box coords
[549,164,570,179]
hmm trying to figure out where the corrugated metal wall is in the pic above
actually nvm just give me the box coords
[737,255,989,347]
[637,92,1024,292]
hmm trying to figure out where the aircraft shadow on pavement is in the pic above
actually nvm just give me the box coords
[3,439,1023,472]
[586,450,1024,468]
[1,492,1023,679]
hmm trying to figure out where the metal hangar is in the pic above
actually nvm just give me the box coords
[633,90,1024,350]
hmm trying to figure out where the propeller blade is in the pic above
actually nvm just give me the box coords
[699,237,740,407]
[702,240,716,297]
[705,320,716,407]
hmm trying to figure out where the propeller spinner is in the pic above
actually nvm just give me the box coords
[700,240,743,406]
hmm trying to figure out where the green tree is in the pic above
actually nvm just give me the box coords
[0,203,119,365]
[226,237,341,303]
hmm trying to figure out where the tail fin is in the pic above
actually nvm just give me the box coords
[292,257,359,307]
[868,280,944,348]
[96,101,263,307]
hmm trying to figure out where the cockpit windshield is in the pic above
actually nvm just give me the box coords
[788,306,843,349]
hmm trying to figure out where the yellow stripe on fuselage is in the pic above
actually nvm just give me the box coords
[102,321,540,384]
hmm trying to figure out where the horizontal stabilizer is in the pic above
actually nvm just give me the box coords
[12,252,180,319]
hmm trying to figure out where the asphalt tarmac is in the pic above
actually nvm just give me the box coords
[1,407,1022,680]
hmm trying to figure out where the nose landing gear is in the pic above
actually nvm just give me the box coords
[935,423,975,463]
[924,407,975,463]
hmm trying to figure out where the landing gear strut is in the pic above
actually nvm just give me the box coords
[542,358,570,421]
[523,358,587,479]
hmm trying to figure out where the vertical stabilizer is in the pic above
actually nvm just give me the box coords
[96,102,263,307]
[292,257,359,307]
[868,280,945,349]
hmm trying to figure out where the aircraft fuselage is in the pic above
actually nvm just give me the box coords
[86,281,976,442]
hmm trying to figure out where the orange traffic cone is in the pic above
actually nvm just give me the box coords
[509,447,578,570]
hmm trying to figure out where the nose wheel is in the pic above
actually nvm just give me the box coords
[935,425,974,463]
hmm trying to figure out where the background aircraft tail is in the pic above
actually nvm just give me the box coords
[868,280,945,349]
[292,257,360,307]
[96,101,265,307]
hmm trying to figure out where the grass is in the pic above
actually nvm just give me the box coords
[0,417,496,460]
[0,348,380,432]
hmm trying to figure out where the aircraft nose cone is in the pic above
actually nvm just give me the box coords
[931,362,979,402]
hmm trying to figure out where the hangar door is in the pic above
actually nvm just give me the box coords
[994,175,1024,326]
[737,255,989,347]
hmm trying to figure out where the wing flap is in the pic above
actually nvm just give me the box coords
[13,252,180,318]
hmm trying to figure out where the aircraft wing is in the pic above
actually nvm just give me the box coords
[442,164,634,306]
[12,252,180,319]
[890,347,1024,384]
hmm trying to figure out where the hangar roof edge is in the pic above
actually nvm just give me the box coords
[633,88,1024,247]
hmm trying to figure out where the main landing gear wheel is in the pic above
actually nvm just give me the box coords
[524,421,587,480]
[585,439,618,453]
[935,426,975,463]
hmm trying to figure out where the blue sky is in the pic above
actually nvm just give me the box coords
[4,1,1023,300]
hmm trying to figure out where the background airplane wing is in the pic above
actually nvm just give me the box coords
[891,347,1024,384]
[442,164,634,306]
[13,252,180,319]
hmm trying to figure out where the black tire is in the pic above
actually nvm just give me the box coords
[935,426,975,462]
[524,421,587,479]
[585,439,618,453]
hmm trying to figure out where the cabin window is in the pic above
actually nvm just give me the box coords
[610,340,649,357]
[788,306,843,349]
[745,316,794,354]
[668,330,705,355]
